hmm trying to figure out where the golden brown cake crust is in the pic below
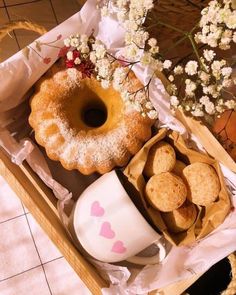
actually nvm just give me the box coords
[145,172,187,212]
[29,61,154,174]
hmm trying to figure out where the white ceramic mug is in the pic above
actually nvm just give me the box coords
[71,170,166,264]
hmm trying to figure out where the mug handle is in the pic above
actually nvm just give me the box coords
[125,240,166,265]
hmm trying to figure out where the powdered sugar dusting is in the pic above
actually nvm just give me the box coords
[52,67,82,94]
[32,65,152,173]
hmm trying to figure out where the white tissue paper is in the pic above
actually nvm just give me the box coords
[0,0,236,294]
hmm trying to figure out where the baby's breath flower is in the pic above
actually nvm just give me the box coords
[221,67,232,77]
[101,79,110,89]
[170,96,179,107]
[185,79,197,97]
[148,38,157,47]
[124,44,139,60]
[185,61,198,75]
[225,10,236,29]
[225,99,236,109]
[70,37,80,47]
[173,65,184,75]
[81,45,90,54]
[145,101,153,109]
[64,38,71,47]
[74,57,81,65]
[67,51,73,60]
[200,95,210,105]
[90,51,97,64]
[163,60,172,69]
[199,71,210,84]
[147,109,158,119]
[205,101,215,114]
[96,58,112,79]
[216,105,225,113]
[168,75,174,82]
[93,41,106,59]
[222,78,232,87]
[113,67,129,91]
[140,52,152,66]
[149,46,159,54]
[203,49,216,62]
[191,104,204,117]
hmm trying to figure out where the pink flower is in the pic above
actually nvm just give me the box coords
[43,57,51,64]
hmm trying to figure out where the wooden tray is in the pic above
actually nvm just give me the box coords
[176,110,236,173]
[0,146,202,294]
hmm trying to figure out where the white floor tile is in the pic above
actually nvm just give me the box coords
[27,214,62,264]
[44,258,91,295]
[0,266,51,295]
[0,216,40,280]
[0,176,24,223]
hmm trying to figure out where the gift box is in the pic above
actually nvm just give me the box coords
[1,1,236,294]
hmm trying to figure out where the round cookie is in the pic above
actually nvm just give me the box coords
[145,172,187,212]
[183,162,220,206]
[162,202,198,233]
[172,160,186,177]
[144,141,176,177]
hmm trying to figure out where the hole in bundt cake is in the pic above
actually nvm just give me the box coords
[82,100,107,128]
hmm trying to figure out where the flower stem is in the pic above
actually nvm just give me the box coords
[188,34,206,71]
[163,35,188,55]
[146,20,186,34]
[156,20,186,34]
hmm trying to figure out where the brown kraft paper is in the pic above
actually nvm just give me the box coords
[124,128,231,246]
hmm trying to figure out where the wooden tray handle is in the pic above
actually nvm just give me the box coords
[0,20,47,43]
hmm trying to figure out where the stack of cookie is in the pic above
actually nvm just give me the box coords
[144,141,221,234]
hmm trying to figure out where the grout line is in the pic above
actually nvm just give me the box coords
[48,0,59,25]
[21,203,53,295]
[0,213,28,225]
[0,265,42,283]
[2,0,21,50]
[0,0,43,9]
[42,256,63,266]
[0,256,63,283]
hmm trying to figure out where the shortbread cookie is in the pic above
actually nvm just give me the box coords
[162,202,198,233]
[144,141,176,177]
[183,162,220,206]
[172,160,186,177]
[145,172,187,212]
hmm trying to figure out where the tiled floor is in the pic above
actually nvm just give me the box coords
[0,1,91,294]
[0,175,91,294]
[0,0,83,61]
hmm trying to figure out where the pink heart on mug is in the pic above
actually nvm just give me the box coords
[90,201,104,217]
[100,222,115,239]
[111,241,127,254]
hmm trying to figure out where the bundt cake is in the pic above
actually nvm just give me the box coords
[29,61,154,174]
